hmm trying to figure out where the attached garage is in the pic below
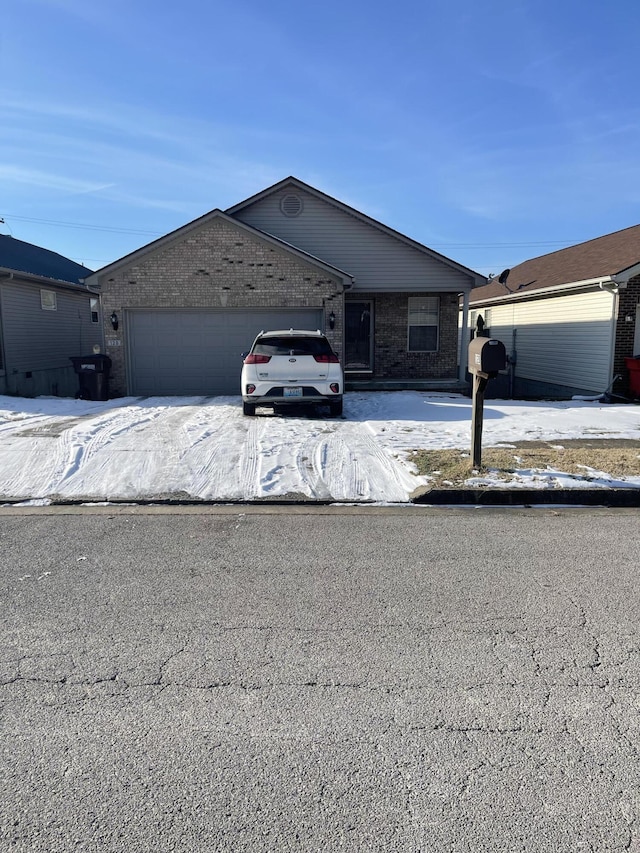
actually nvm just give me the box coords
[88,183,480,399]
[128,308,323,396]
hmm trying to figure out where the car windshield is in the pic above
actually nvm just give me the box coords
[253,336,333,357]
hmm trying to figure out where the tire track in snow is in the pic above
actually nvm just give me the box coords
[251,417,332,499]
[293,425,340,500]
[251,417,295,497]
[317,422,418,502]
[234,415,416,501]
[175,401,243,498]
[0,406,149,500]
[0,440,61,499]
[1,397,421,503]
[0,414,81,437]
[45,401,192,498]
[183,404,264,499]
[235,417,267,500]
[110,400,217,497]
[0,397,135,439]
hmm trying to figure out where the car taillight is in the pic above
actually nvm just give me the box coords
[244,354,271,364]
[313,353,340,363]
[246,384,256,394]
[330,383,340,394]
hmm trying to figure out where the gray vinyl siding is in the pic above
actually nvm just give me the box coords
[0,279,102,396]
[232,189,472,294]
[471,289,615,394]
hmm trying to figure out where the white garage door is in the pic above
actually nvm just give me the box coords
[128,309,323,395]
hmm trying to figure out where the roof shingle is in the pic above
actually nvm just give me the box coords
[0,234,91,283]
[471,223,640,303]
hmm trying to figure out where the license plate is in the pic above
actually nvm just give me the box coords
[283,387,303,398]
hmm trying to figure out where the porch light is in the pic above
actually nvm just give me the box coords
[110,312,119,331]
[329,310,336,330]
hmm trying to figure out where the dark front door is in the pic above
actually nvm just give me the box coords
[344,300,373,372]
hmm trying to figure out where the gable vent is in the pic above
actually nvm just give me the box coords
[280,193,303,217]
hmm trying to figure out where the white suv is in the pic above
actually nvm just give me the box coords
[241,329,343,417]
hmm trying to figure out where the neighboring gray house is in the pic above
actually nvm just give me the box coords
[467,224,640,399]
[0,235,100,397]
[86,177,484,397]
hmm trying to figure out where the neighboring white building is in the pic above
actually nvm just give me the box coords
[467,225,640,399]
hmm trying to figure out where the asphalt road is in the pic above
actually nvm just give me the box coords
[2,505,640,852]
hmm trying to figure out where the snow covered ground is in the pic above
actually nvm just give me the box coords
[1,392,639,504]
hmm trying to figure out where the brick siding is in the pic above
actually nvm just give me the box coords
[347,291,459,380]
[98,217,343,395]
[614,273,640,392]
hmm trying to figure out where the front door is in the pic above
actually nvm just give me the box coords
[344,300,373,372]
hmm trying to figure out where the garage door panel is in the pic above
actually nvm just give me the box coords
[128,309,323,395]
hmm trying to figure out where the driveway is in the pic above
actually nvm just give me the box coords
[1,392,639,503]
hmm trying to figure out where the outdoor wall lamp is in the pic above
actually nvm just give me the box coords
[329,310,336,330]
[110,311,119,331]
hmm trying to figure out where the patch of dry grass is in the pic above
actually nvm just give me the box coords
[411,441,640,488]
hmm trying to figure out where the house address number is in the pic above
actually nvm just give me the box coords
[106,339,122,347]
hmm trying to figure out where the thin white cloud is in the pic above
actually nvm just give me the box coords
[0,165,114,196]
[0,96,289,214]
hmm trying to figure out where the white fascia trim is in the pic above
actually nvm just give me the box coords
[470,276,621,307]
[0,267,99,293]
[612,261,640,284]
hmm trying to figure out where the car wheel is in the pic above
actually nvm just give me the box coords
[329,400,343,417]
[243,401,256,416]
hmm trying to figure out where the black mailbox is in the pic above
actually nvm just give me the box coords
[468,337,506,378]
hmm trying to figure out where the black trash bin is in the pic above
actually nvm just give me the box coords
[70,354,112,400]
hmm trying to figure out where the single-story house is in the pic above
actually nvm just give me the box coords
[86,177,485,397]
[0,235,100,397]
[467,224,640,399]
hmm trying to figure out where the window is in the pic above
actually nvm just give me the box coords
[41,290,57,311]
[408,296,439,352]
[471,308,491,337]
[253,335,333,357]
[90,298,99,323]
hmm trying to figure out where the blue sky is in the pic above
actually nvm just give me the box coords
[2,0,639,277]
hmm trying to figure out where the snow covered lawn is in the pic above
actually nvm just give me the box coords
[1,392,639,504]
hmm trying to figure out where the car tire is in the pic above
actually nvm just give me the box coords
[243,401,256,416]
[329,400,343,417]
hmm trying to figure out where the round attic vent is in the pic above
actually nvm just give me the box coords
[280,193,303,217]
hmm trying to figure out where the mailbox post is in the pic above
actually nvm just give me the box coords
[467,337,507,467]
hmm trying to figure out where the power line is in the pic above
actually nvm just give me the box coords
[0,213,162,237]
[0,211,583,250]
[432,241,576,249]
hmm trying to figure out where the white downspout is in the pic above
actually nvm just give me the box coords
[606,285,619,388]
[459,290,470,382]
